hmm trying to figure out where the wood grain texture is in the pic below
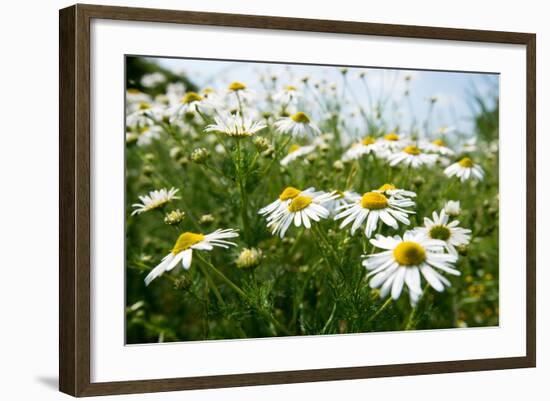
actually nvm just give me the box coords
[59,5,76,395]
[59,3,536,397]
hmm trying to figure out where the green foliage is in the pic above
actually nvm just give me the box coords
[126,56,197,96]
[125,61,499,344]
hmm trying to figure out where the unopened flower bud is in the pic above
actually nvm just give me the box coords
[164,209,185,225]
[199,214,215,225]
[332,160,344,171]
[253,136,270,152]
[262,146,275,158]
[235,248,263,270]
[191,147,209,164]
[444,200,461,217]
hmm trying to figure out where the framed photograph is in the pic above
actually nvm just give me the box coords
[59,4,536,397]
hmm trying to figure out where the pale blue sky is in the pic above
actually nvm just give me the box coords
[149,56,499,138]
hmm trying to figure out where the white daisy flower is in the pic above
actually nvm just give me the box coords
[461,137,478,153]
[341,136,379,161]
[134,125,162,147]
[126,101,156,127]
[266,192,336,238]
[335,190,415,237]
[444,157,484,182]
[169,91,207,120]
[363,231,459,305]
[444,200,461,217]
[258,186,320,221]
[280,144,316,166]
[324,190,359,216]
[274,112,321,138]
[126,88,151,104]
[144,229,239,285]
[200,87,224,111]
[387,145,438,168]
[227,81,255,103]
[131,187,180,216]
[273,85,301,105]
[375,183,417,200]
[420,138,455,156]
[438,156,452,167]
[376,132,408,152]
[416,210,471,255]
[204,112,266,138]
[140,72,166,88]
[165,82,187,105]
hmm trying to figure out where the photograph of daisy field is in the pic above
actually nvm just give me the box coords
[125,55,499,344]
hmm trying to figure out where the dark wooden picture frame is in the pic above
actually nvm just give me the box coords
[59,3,536,397]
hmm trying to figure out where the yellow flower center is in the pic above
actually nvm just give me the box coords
[362,136,376,145]
[171,232,205,255]
[403,145,421,155]
[288,195,313,212]
[228,81,247,91]
[127,88,141,94]
[202,87,215,95]
[361,192,388,209]
[138,102,151,110]
[393,241,426,266]
[458,157,474,168]
[432,138,445,147]
[429,225,451,241]
[288,144,301,154]
[279,186,301,200]
[384,132,399,141]
[291,112,310,124]
[181,91,203,104]
[378,183,396,192]
[285,85,297,91]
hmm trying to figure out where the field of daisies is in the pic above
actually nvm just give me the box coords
[125,57,499,344]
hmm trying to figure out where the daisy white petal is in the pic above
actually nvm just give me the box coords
[444,157,485,182]
[143,229,239,285]
[131,187,180,215]
[362,230,459,304]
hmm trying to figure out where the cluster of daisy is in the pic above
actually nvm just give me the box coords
[126,79,325,141]
[127,73,485,182]
[126,67,492,323]
[258,183,471,305]
[283,129,486,183]
[130,186,241,285]
[362,204,472,305]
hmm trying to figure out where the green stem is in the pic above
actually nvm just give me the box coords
[260,135,291,176]
[313,225,339,265]
[405,286,429,330]
[321,302,338,334]
[235,139,252,243]
[345,161,359,190]
[235,91,245,116]
[196,109,211,125]
[313,226,346,281]
[196,262,225,305]
[198,255,291,335]
[202,162,226,179]
[287,228,306,256]
[367,297,393,324]
[198,254,246,298]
